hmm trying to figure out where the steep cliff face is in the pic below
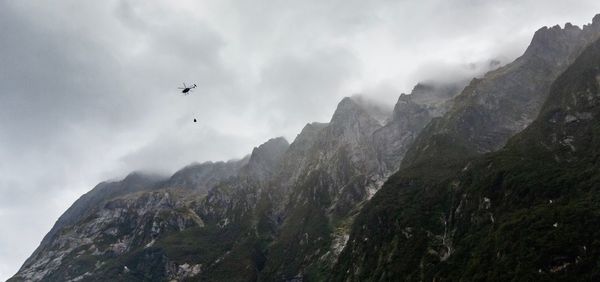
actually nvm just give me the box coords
[403,18,600,168]
[332,32,600,282]
[168,158,248,194]
[258,97,391,281]
[374,82,463,173]
[15,14,600,282]
[9,139,287,282]
[276,122,329,192]
[12,173,165,281]
[11,89,456,281]
[240,137,290,182]
[245,91,464,280]
[406,82,463,118]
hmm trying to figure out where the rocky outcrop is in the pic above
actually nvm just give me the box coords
[11,189,206,282]
[373,81,463,174]
[403,18,600,168]
[13,90,454,281]
[167,158,248,193]
[332,33,600,282]
[240,137,289,182]
[15,13,600,282]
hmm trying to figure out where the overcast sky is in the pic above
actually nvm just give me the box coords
[1,0,599,279]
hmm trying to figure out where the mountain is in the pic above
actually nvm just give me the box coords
[402,17,600,168]
[374,81,464,173]
[331,32,600,281]
[12,14,600,282]
[168,158,248,194]
[12,172,165,281]
[10,90,457,281]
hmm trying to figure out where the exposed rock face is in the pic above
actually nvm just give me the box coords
[13,188,206,282]
[407,82,463,117]
[277,122,329,190]
[13,173,164,280]
[15,14,600,282]
[240,137,290,181]
[332,34,600,282]
[11,91,455,281]
[168,158,248,193]
[403,19,600,168]
[374,82,463,173]
[258,97,392,281]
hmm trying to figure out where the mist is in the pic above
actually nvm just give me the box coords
[1,0,599,279]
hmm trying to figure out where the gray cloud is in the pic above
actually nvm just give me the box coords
[257,48,361,132]
[1,0,599,279]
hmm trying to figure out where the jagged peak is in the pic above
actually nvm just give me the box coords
[531,24,580,44]
[582,14,600,31]
[528,14,600,56]
[235,137,290,181]
[287,122,327,153]
[411,82,435,94]
[250,136,289,157]
[122,171,165,184]
[259,136,289,149]
[247,137,289,168]
[564,22,579,30]
[334,96,359,111]
[292,122,328,143]
[330,97,364,123]
[401,81,463,109]
[331,96,392,126]
[175,157,246,172]
[396,93,412,102]
[301,122,328,133]
[170,159,243,178]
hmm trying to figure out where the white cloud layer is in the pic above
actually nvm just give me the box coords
[1,0,599,279]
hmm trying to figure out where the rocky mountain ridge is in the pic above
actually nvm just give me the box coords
[11,14,600,282]
[332,30,600,281]
[10,90,456,281]
[403,17,600,168]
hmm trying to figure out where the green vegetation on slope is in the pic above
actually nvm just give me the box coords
[332,37,600,281]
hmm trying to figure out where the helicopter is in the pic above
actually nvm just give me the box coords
[177,83,199,122]
[178,83,197,95]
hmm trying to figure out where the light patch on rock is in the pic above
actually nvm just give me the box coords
[144,239,156,248]
[462,162,471,171]
[564,114,578,123]
[366,177,385,200]
[550,261,571,273]
[560,136,576,151]
[67,271,91,282]
[173,263,202,280]
[218,217,230,228]
[332,233,350,258]
[186,208,205,227]
[110,237,130,255]
[402,227,413,239]
[481,197,491,209]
